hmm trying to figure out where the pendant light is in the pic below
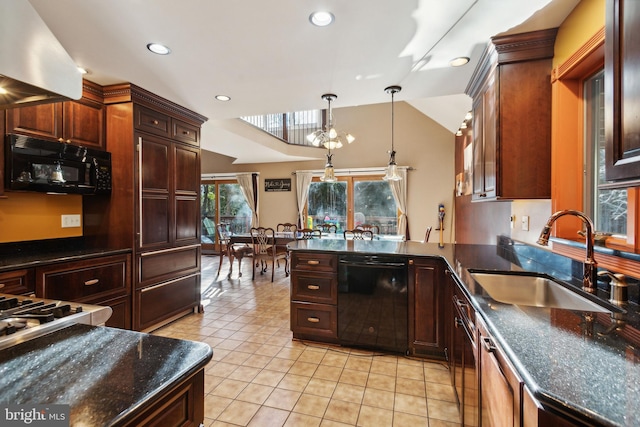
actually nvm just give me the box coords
[383,85,402,181]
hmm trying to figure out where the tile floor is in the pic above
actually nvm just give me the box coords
[153,255,460,427]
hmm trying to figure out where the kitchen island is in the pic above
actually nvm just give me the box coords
[288,237,640,426]
[0,323,212,426]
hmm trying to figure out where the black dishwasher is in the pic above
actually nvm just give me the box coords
[338,254,408,354]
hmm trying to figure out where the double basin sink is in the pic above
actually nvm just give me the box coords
[468,270,624,314]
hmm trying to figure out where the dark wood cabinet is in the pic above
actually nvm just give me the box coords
[34,253,132,329]
[408,257,446,358]
[0,268,35,295]
[90,83,206,331]
[5,80,105,149]
[290,252,338,343]
[605,0,640,181]
[466,29,557,201]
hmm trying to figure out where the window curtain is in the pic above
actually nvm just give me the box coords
[389,169,409,240]
[295,171,313,229]
[237,173,259,227]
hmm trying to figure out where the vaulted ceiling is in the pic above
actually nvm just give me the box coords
[29,0,579,163]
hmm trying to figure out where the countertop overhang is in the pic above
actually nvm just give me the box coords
[289,238,640,426]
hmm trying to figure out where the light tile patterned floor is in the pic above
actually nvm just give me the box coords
[153,255,460,426]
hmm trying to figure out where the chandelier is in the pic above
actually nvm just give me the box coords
[383,85,402,181]
[306,93,355,150]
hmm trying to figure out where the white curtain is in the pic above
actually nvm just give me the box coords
[389,168,409,239]
[295,171,313,229]
[237,173,259,227]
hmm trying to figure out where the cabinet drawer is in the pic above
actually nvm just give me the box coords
[138,245,200,288]
[291,273,337,304]
[135,273,200,331]
[36,254,130,302]
[135,105,171,137]
[0,269,35,295]
[291,252,337,273]
[172,119,199,146]
[291,302,337,341]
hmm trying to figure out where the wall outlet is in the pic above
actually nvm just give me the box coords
[61,214,81,228]
[521,215,530,231]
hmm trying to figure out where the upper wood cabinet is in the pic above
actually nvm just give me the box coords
[605,0,640,182]
[5,80,105,149]
[466,29,557,201]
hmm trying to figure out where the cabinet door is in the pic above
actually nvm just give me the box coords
[0,269,35,295]
[6,102,63,140]
[472,69,497,201]
[174,143,200,244]
[408,258,445,358]
[138,133,171,249]
[605,0,640,181]
[63,98,105,149]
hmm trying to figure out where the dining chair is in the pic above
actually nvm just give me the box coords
[356,223,380,234]
[316,223,337,234]
[216,223,252,278]
[424,226,433,243]
[343,229,374,240]
[296,228,322,240]
[276,223,298,233]
[250,227,289,281]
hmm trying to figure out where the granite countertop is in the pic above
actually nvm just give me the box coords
[0,323,212,426]
[289,238,640,426]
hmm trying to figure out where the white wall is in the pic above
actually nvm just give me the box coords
[201,101,456,241]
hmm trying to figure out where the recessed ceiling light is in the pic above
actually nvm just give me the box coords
[215,95,231,102]
[449,57,470,67]
[0,87,7,95]
[77,66,89,75]
[309,11,334,27]
[147,43,171,55]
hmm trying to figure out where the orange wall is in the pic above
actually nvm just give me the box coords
[0,192,83,243]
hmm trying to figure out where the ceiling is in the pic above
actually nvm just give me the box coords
[28,0,579,164]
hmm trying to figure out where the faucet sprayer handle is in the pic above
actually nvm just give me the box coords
[597,270,627,286]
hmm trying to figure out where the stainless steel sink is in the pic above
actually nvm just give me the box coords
[469,270,621,313]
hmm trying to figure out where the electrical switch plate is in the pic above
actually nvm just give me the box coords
[522,215,530,231]
[61,214,81,228]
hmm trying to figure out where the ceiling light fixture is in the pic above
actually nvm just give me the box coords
[215,95,231,101]
[147,43,171,55]
[449,56,470,67]
[383,85,402,182]
[306,93,354,182]
[309,11,334,27]
[77,67,88,75]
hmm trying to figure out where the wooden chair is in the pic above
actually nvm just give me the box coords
[343,229,374,240]
[356,223,380,234]
[250,227,289,281]
[316,223,337,234]
[216,223,252,278]
[276,223,298,233]
[424,226,433,243]
[296,228,322,240]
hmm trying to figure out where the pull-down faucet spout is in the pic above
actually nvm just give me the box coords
[537,210,598,293]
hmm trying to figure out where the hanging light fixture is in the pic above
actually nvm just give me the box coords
[383,85,402,181]
[307,93,354,182]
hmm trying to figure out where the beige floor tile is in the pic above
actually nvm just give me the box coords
[247,406,291,427]
[370,359,397,376]
[396,363,424,381]
[228,365,261,382]
[235,383,274,405]
[362,388,395,410]
[278,373,312,392]
[217,400,261,426]
[332,383,365,404]
[293,394,331,418]
[427,398,460,422]
[320,352,349,368]
[424,366,452,384]
[211,378,249,399]
[298,347,329,364]
[264,388,302,411]
[392,411,429,426]
[394,393,428,417]
[204,375,225,393]
[396,377,426,398]
[304,378,338,398]
[324,399,361,425]
[344,356,373,372]
[366,373,396,392]
[255,344,285,357]
[428,419,460,427]
[425,382,457,402]
[357,405,393,427]
[243,353,274,369]
[265,357,297,373]
[289,360,320,377]
[314,365,344,382]
[275,347,305,360]
[252,369,287,387]
[284,412,322,427]
[206,361,238,377]
[204,394,232,419]
[338,369,369,387]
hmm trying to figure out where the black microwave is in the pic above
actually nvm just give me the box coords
[4,134,112,195]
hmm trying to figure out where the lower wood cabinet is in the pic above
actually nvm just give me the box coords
[0,268,35,295]
[408,258,446,358]
[35,253,132,329]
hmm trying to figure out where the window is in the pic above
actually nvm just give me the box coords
[584,69,627,235]
[200,181,251,250]
[305,176,398,234]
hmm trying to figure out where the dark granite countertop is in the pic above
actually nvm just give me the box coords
[0,323,212,426]
[288,238,640,426]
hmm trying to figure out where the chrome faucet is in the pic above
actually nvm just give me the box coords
[537,210,598,293]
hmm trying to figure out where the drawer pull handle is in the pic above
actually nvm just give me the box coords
[454,296,468,309]
[307,260,320,265]
[482,336,496,353]
[307,317,320,323]
[307,285,320,290]
[152,120,159,125]
[183,130,190,135]
[84,279,99,286]
[0,283,4,289]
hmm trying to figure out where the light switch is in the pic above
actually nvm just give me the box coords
[61,214,81,228]
[521,215,529,231]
